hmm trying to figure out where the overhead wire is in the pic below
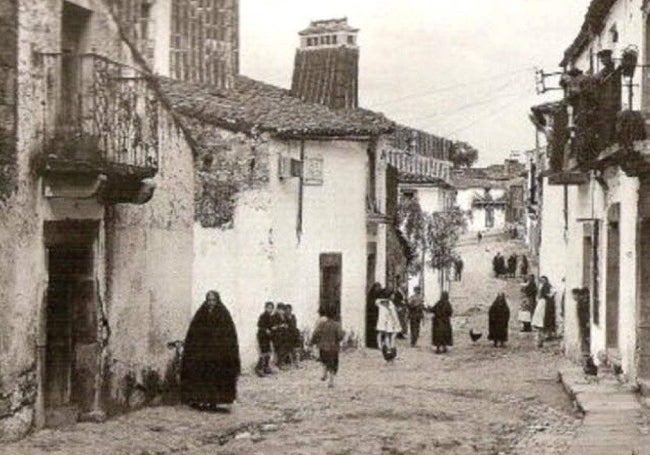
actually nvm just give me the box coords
[365,66,535,109]
[399,71,530,125]
[411,75,533,134]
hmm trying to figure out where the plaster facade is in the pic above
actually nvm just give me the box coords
[193,134,376,368]
[0,0,195,440]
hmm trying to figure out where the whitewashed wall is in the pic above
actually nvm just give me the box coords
[193,137,370,368]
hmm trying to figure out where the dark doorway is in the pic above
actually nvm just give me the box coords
[44,221,98,427]
[606,205,620,350]
[319,253,342,321]
[366,242,376,292]
[581,230,593,354]
[638,217,650,380]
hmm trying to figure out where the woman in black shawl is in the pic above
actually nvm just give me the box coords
[181,290,241,410]
[430,291,453,353]
[365,282,382,349]
[488,292,510,347]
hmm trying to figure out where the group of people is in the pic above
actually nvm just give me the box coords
[255,301,302,377]
[492,252,529,279]
[174,257,559,412]
[518,274,557,347]
[366,283,454,356]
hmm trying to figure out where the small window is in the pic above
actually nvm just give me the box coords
[332,35,337,45]
[320,36,326,44]
[401,190,416,202]
[610,25,619,44]
[325,36,330,45]
[347,35,355,45]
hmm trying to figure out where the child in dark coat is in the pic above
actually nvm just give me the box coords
[310,307,344,388]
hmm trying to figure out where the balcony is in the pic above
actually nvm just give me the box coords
[36,53,159,203]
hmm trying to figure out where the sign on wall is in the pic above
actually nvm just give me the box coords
[303,157,324,186]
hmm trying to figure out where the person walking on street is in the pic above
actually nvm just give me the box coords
[392,278,408,340]
[507,254,517,278]
[407,286,426,347]
[310,306,344,388]
[375,288,401,361]
[519,274,537,332]
[181,291,241,410]
[488,292,510,348]
[520,255,529,277]
[430,291,453,354]
[456,257,464,281]
[477,231,483,244]
[532,276,556,348]
[255,301,275,376]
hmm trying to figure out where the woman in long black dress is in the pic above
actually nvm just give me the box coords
[365,282,382,349]
[181,290,241,410]
[488,292,510,347]
[431,291,453,354]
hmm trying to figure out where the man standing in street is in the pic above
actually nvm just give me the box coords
[407,287,425,347]
[455,257,464,281]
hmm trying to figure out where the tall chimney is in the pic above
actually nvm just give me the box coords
[291,18,359,110]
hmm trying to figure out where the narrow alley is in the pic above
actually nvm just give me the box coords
[5,236,587,455]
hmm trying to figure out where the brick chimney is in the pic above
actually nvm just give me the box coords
[291,18,359,110]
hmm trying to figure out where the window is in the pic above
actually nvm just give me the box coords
[610,25,619,44]
[485,207,495,228]
[401,190,416,202]
[320,36,326,44]
[347,35,355,45]
[325,36,330,45]
[332,35,337,45]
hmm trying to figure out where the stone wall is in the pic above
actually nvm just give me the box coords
[0,0,16,199]
[0,0,196,439]
[103,108,195,414]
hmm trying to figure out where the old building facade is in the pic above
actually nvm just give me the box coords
[158,75,392,368]
[531,0,650,391]
[0,0,198,440]
[386,126,455,302]
[452,160,525,233]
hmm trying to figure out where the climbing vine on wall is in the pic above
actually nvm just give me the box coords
[183,117,270,229]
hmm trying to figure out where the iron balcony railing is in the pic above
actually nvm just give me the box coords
[36,52,159,177]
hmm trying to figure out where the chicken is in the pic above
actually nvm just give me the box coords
[469,329,482,343]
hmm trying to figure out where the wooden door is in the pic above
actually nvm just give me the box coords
[45,239,97,426]
[638,218,650,380]
[320,253,342,321]
[606,206,620,349]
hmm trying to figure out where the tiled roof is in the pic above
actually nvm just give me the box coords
[156,75,393,137]
[299,18,359,36]
[291,46,359,110]
[398,172,453,188]
[389,124,452,161]
[453,177,508,190]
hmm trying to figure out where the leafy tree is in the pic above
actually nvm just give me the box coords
[424,209,467,270]
[450,141,479,168]
[397,197,427,276]
[397,197,467,276]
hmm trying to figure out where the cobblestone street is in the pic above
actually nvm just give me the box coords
[4,236,583,454]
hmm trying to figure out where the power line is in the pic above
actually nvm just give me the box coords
[445,96,524,137]
[413,76,532,133]
[401,73,529,125]
[365,66,535,109]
